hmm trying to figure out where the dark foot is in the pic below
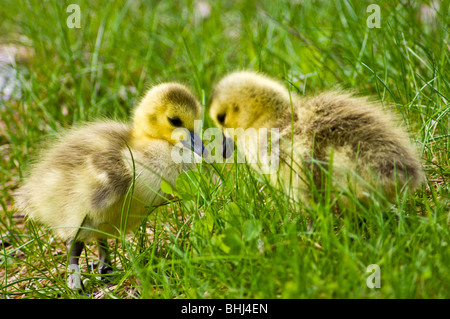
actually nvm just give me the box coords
[98,263,121,282]
[97,238,120,282]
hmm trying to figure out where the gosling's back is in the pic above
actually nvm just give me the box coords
[276,91,424,200]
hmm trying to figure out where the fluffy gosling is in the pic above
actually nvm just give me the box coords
[15,82,204,292]
[209,71,424,204]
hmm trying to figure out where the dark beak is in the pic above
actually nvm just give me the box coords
[222,133,234,159]
[181,131,207,157]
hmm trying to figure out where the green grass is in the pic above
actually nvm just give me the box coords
[0,0,449,298]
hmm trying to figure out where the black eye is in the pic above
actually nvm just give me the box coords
[168,117,183,127]
[217,113,226,125]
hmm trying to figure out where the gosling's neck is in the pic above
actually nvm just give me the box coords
[251,105,293,131]
[253,90,299,130]
[129,121,166,150]
[274,96,314,131]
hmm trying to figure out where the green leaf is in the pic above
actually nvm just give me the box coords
[160,179,175,195]
[212,227,244,255]
[222,227,244,255]
[243,220,262,242]
[211,233,229,254]
[222,202,240,219]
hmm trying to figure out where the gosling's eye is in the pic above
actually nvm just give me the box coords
[217,113,226,125]
[168,117,183,127]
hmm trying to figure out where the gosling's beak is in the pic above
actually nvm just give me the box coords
[181,131,207,157]
[222,133,234,159]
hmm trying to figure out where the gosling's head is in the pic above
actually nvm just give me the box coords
[132,83,204,153]
[209,71,291,131]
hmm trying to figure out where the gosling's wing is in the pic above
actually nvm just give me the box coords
[72,122,134,211]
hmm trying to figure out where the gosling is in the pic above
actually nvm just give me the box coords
[209,70,424,204]
[15,82,205,292]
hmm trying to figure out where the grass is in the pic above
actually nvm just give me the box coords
[0,0,449,299]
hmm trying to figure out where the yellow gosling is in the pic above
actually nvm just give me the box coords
[209,70,424,204]
[15,82,204,292]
